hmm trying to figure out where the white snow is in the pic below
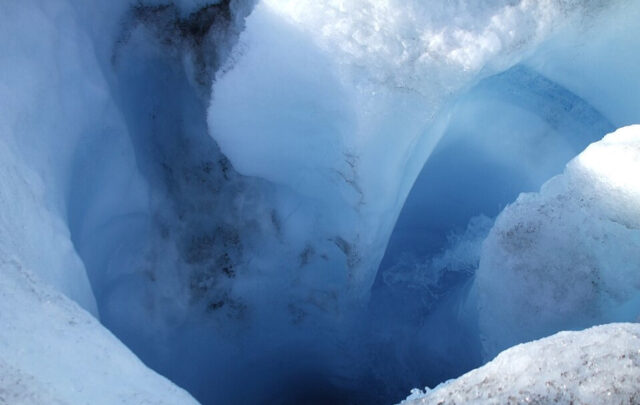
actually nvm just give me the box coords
[399,323,640,405]
[475,125,640,358]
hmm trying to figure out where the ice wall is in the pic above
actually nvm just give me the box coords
[209,0,617,308]
[381,65,613,272]
[524,0,640,128]
[204,4,631,398]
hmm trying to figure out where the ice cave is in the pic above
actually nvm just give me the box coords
[1,0,640,404]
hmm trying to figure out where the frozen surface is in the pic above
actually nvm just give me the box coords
[476,125,640,358]
[399,323,640,405]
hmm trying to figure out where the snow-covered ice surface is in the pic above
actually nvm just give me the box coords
[475,125,640,358]
[399,323,640,405]
[0,259,197,405]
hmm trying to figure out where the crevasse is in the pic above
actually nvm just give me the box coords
[2,0,640,404]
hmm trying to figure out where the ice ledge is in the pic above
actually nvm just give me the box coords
[399,323,640,405]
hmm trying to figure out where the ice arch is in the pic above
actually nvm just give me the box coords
[208,0,622,313]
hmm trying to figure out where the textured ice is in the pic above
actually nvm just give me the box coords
[399,323,640,405]
[475,125,640,358]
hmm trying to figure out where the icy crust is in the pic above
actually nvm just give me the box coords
[475,125,640,357]
[0,259,197,405]
[399,323,640,405]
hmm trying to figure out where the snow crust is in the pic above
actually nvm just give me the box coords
[399,323,640,405]
[475,125,640,358]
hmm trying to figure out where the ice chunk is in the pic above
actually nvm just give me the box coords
[399,323,640,405]
[475,125,640,358]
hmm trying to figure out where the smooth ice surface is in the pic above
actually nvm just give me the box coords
[399,323,640,405]
[476,125,640,358]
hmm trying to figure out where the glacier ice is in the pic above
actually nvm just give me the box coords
[475,125,640,358]
[399,323,640,405]
[2,0,640,404]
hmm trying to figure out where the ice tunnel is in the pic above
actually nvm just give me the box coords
[2,0,640,404]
